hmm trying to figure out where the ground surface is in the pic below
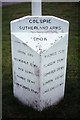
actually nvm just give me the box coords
[2,2,79,119]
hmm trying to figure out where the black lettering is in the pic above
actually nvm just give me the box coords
[17,75,26,80]
[22,86,30,91]
[29,19,32,23]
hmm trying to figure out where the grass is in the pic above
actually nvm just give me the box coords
[2,2,79,119]
[0,5,2,120]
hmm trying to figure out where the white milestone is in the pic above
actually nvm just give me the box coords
[10,0,69,111]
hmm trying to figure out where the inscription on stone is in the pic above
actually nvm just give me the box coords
[11,16,69,111]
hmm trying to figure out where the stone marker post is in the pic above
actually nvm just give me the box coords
[10,1,69,111]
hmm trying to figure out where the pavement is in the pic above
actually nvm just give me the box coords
[0,0,28,7]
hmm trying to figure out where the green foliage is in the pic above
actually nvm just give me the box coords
[2,2,79,119]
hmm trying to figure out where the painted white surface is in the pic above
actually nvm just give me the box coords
[11,16,69,110]
[32,0,42,16]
